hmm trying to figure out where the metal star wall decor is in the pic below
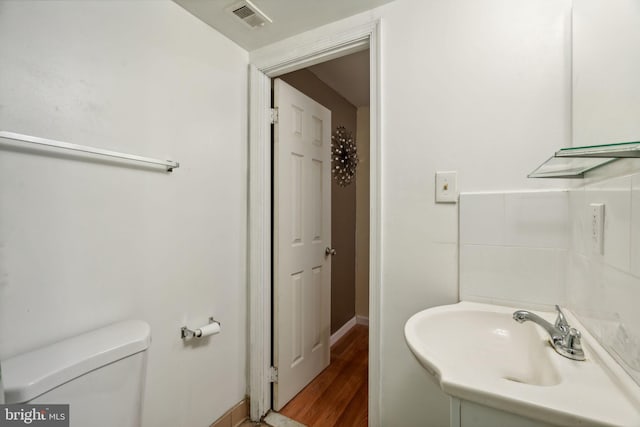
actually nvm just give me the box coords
[331,126,358,187]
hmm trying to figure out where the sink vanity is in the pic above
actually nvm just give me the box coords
[404,302,640,427]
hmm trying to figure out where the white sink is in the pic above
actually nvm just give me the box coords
[404,301,640,426]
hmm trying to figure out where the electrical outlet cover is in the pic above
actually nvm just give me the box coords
[590,203,605,255]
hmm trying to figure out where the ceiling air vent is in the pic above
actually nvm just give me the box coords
[228,0,273,29]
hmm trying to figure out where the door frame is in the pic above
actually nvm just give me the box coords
[248,18,381,425]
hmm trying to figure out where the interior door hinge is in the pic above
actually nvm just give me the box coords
[270,107,279,124]
[268,366,279,383]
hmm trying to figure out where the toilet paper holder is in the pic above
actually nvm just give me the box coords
[181,317,221,339]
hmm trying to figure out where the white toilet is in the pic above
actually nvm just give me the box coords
[2,320,151,427]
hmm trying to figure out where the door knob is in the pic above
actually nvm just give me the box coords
[325,247,336,256]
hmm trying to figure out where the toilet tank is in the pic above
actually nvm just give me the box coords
[2,320,150,427]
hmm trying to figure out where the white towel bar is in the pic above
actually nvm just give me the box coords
[0,131,179,172]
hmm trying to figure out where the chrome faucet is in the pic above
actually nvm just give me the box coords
[513,305,585,361]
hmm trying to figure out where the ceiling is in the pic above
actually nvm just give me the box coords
[173,0,395,51]
[308,49,370,107]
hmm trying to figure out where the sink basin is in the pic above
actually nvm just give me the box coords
[410,309,561,387]
[405,301,640,426]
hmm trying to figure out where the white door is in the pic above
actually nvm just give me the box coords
[273,79,332,410]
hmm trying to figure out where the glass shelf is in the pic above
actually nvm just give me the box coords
[529,141,640,178]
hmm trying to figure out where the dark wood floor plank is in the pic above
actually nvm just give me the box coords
[280,325,368,427]
[333,381,368,427]
[278,349,352,418]
[302,367,362,426]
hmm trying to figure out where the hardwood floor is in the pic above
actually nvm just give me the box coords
[279,324,368,427]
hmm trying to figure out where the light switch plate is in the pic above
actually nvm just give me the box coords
[435,171,458,203]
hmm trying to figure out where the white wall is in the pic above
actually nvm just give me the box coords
[377,0,572,425]
[572,0,640,147]
[567,162,640,386]
[0,2,249,427]
[569,0,640,388]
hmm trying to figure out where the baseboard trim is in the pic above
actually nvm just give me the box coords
[209,397,249,427]
[356,315,369,326]
[330,317,356,347]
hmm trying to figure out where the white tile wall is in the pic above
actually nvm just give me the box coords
[460,177,640,387]
[631,174,640,278]
[459,245,566,308]
[504,191,570,249]
[459,193,506,246]
[565,252,604,322]
[459,191,569,309]
[600,265,640,374]
[567,170,640,386]
[568,189,588,256]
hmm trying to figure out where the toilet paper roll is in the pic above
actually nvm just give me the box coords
[195,322,220,338]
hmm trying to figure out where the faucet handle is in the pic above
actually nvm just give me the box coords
[560,328,586,360]
[564,328,582,347]
[554,305,570,333]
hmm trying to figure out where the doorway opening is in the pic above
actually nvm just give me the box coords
[272,50,371,425]
[247,19,381,425]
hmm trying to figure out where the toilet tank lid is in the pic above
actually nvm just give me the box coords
[2,320,151,404]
